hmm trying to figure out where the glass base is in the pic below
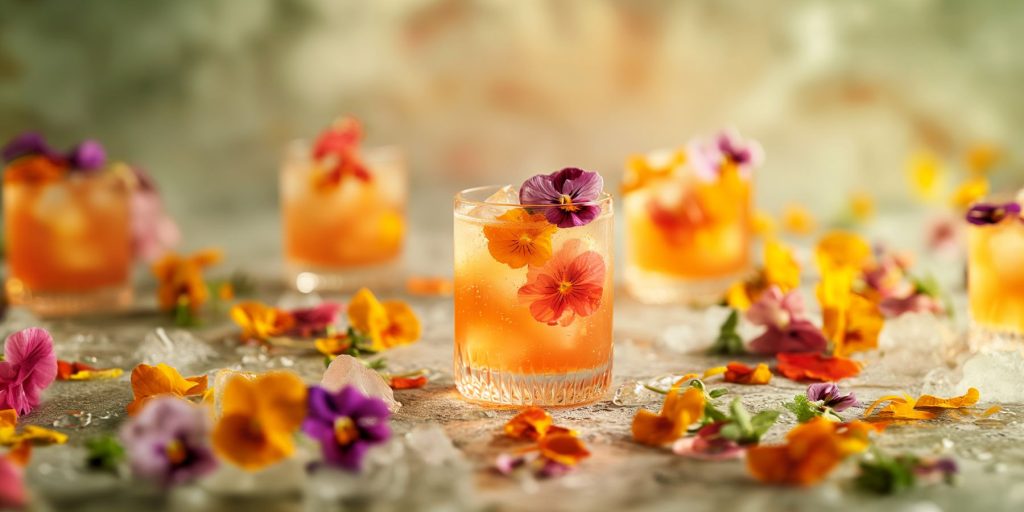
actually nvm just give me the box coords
[6,281,133,317]
[454,353,612,407]
[284,259,402,293]
[968,321,1024,353]
[624,264,740,306]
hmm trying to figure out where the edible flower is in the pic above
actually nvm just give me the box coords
[687,128,763,180]
[388,372,428,390]
[950,176,989,210]
[855,450,958,495]
[781,203,816,235]
[56,360,123,381]
[519,167,605,228]
[537,433,590,466]
[212,372,307,470]
[303,385,391,471]
[152,249,223,321]
[622,149,685,194]
[2,132,106,171]
[746,286,828,355]
[0,453,26,509]
[907,150,943,201]
[632,386,705,446]
[672,422,746,461]
[862,388,980,423]
[965,201,1021,225]
[126,363,208,416]
[815,231,872,272]
[0,327,57,415]
[347,288,421,351]
[504,407,575,441]
[776,352,861,382]
[0,409,68,448]
[289,302,343,337]
[746,417,874,486]
[722,362,772,385]
[784,383,859,423]
[120,396,217,487]
[311,117,370,189]
[498,407,588,478]
[830,292,885,357]
[315,333,354,358]
[230,301,295,342]
[726,240,800,310]
[482,208,557,268]
[518,239,606,326]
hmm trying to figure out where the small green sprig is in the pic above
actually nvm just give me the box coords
[783,394,845,423]
[84,435,125,474]
[715,398,780,445]
[708,309,746,356]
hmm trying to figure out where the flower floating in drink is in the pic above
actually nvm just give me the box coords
[280,118,406,292]
[454,168,613,406]
[622,129,761,304]
[965,191,1024,343]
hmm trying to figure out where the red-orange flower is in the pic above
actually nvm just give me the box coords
[723,362,772,385]
[517,239,606,326]
[311,117,370,189]
[776,352,861,382]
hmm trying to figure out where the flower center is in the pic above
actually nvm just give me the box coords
[333,416,360,446]
[559,194,579,212]
[558,281,574,294]
[165,439,187,466]
[518,233,534,245]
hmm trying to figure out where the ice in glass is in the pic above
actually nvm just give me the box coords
[966,191,1024,345]
[454,169,614,406]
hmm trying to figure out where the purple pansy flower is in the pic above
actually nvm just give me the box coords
[914,457,958,482]
[1,132,107,171]
[1,132,61,163]
[288,302,342,337]
[494,452,575,479]
[746,286,828,355]
[67,140,106,171]
[966,202,1021,225]
[807,382,859,412]
[303,385,391,471]
[519,167,604,228]
[119,396,217,487]
[687,128,764,180]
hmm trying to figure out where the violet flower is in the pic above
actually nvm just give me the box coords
[806,383,859,412]
[119,396,217,487]
[687,128,764,180]
[288,302,342,337]
[519,167,604,228]
[746,287,828,355]
[303,385,391,471]
[965,202,1021,225]
[914,457,958,482]
[66,140,106,171]
[2,132,60,163]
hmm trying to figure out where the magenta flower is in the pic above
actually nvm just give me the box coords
[806,383,859,412]
[287,302,342,337]
[672,422,744,461]
[303,385,391,471]
[0,327,58,415]
[130,168,181,262]
[66,140,106,171]
[966,202,1021,225]
[746,287,828,355]
[120,396,217,487]
[0,455,26,509]
[687,128,764,180]
[519,167,604,228]
[2,132,61,163]
[494,452,575,478]
[914,457,958,482]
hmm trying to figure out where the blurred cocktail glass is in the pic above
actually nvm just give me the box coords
[966,192,1024,349]
[453,180,614,406]
[623,130,759,305]
[4,156,133,315]
[281,119,406,292]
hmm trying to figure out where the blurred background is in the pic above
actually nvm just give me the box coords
[1,0,1022,270]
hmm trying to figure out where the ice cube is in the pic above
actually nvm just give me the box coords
[956,351,1024,403]
[405,424,463,466]
[321,355,401,412]
[467,185,518,219]
[134,328,218,375]
[859,313,959,382]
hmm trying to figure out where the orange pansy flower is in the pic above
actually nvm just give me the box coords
[814,231,872,272]
[632,386,705,446]
[776,352,861,382]
[505,407,555,441]
[314,334,353,358]
[482,208,557,269]
[830,292,884,357]
[152,249,223,313]
[863,388,980,423]
[538,433,591,466]
[3,155,66,185]
[211,372,307,471]
[347,288,421,351]
[230,301,295,342]
[622,149,685,194]
[747,417,873,486]
[126,363,208,416]
[723,362,772,385]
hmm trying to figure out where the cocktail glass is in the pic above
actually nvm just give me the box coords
[967,194,1024,350]
[453,186,614,406]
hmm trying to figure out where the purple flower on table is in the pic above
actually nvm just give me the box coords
[288,302,342,337]
[303,385,391,471]
[687,128,764,180]
[119,396,217,487]
[806,383,859,412]
[914,457,958,482]
[494,453,527,475]
[746,286,828,355]
[537,458,574,478]
[519,167,605,228]
[66,140,106,171]
[965,202,1021,225]
[2,132,62,163]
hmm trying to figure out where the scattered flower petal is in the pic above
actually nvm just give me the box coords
[126,363,207,416]
[347,288,421,351]
[747,418,873,486]
[723,362,772,385]
[776,352,861,382]
[632,386,705,446]
[0,327,58,415]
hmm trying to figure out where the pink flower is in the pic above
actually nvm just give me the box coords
[672,423,744,461]
[0,327,58,415]
[130,168,181,262]
[0,455,26,509]
[517,239,606,326]
[746,287,827,355]
[287,302,342,337]
[879,294,944,317]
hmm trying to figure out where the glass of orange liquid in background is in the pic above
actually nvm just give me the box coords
[281,118,406,292]
[3,136,133,316]
[454,168,614,406]
[966,192,1024,350]
[622,130,760,305]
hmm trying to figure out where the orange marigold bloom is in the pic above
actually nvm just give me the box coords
[538,433,591,466]
[126,363,208,416]
[632,386,705,446]
[152,249,223,313]
[211,372,307,471]
[723,362,772,385]
[347,288,421,351]
[776,352,861,382]
[747,417,873,486]
[230,301,295,342]
[482,208,557,269]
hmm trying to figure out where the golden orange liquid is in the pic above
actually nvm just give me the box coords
[453,206,613,375]
[968,222,1024,334]
[4,175,131,292]
[625,173,751,278]
[281,147,405,268]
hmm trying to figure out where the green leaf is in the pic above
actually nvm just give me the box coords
[750,410,781,439]
[708,309,747,356]
[85,436,125,474]
[708,388,730,399]
[730,398,753,434]
[783,395,824,423]
[855,452,918,495]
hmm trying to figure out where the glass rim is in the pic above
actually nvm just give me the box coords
[454,185,613,209]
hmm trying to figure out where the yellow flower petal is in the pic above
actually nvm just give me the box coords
[347,288,390,349]
[908,150,944,201]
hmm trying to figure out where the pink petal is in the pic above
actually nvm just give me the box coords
[749,320,827,355]
[1,327,57,415]
[672,437,745,461]
[0,456,26,508]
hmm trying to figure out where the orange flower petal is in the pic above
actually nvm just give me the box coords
[482,209,556,269]
[747,417,871,487]
[723,362,772,385]
[632,387,704,445]
[538,433,590,466]
[126,363,205,415]
[776,352,861,382]
[348,288,390,349]
[0,410,16,430]
[389,375,428,390]
[915,388,980,409]
[314,334,352,357]
[212,372,307,471]
[381,300,422,349]
[505,407,554,441]
[231,301,295,341]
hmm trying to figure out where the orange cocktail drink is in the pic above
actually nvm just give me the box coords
[281,118,406,292]
[454,169,613,406]
[623,130,759,304]
[966,193,1024,346]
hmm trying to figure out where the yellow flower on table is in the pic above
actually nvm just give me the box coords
[746,417,873,486]
[347,288,421,351]
[126,363,208,416]
[211,372,307,471]
[632,386,705,446]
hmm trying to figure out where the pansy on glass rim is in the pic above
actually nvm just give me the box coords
[965,200,1022,225]
[519,167,607,228]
